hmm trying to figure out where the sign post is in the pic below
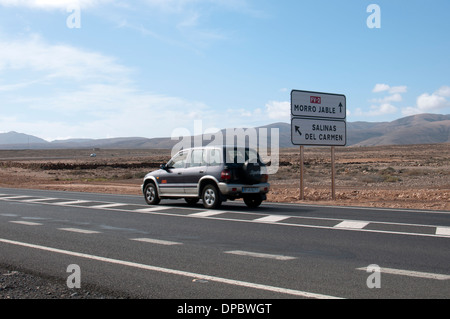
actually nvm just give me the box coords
[299,146,304,200]
[290,90,347,201]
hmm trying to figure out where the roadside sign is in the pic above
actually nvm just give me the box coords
[291,117,346,146]
[291,90,346,120]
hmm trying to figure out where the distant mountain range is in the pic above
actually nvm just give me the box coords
[0,113,449,150]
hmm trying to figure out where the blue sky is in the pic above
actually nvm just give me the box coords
[0,0,449,141]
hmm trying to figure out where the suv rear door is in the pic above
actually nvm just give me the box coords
[183,148,207,196]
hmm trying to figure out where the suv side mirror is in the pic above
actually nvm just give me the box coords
[160,164,167,170]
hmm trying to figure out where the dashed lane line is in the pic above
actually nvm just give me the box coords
[334,220,370,229]
[253,215,290,223]
[130,238,182,246]
[9,220,42,226]
[224,250,297,261]
[436,227,450,236]
[58,228,101,234]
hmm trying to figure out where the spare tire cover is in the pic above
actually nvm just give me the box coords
[242,161,261,184]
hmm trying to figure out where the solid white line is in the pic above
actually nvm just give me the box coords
[130,238,182,246]
[356,266,450,280]
[0,237,340,299]
[225,250,297,261]
[0,196,33,200]
[253,215,290,223]
[436,227,450,236]
[21,198,57,202]
[334,220,369,229]
[189,210,226,217]
[58,228,100,234]
[9,221,42,226]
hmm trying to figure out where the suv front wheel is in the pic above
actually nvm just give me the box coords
[202,184,222,209]
[144,182,160,205]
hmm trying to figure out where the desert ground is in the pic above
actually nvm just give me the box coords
[0,144,448,211]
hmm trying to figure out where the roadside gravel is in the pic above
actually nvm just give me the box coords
[0,265,122,299]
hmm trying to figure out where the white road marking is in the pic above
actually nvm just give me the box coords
[225,250,297,261]
[9,221,42,226]
[0,196,33,200]
[54,200,90,206]
[435,227,450,236]
[21,198,57,202]
[0,237,341,299]
[189,210,226,217]
[334,220,369,229]
[2,193,450,239]
[130,238,182,246]
[90,203,127,209]
[58,228,100,234]
[253,215,290,223]
[134,207,171,213]
[356,266,450,280]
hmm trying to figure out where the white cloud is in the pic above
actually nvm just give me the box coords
[436,85,450,97]
[401,86,450,116]
[369,93,403,104]
[0,33,220,139]
[0,0,109,10]
[265,100,290,121]
[372,83,390,93]
[358,103,398,116]
[362,83,407,118]
[372,83,407,94]
[0,34,131,83]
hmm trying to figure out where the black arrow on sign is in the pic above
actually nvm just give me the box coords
[295,125,302,136]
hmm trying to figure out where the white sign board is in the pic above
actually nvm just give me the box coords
[291,117,347,146]
[291,90,346,120]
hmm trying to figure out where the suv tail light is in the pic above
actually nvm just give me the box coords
[220,169,232,182]
[261,174,269,183]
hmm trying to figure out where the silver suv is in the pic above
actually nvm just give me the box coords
[142,146,270,209]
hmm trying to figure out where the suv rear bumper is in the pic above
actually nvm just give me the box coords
[218,182,270,197]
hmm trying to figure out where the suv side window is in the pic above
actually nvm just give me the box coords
[168,151,188,169]
[189,149,206,167]
[208,148,222,166]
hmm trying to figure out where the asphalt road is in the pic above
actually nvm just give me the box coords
[0,187,449,301]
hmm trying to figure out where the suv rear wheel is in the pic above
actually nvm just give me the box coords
[144,182,160,205]
[243,195,263,208]
[202,184,222,209]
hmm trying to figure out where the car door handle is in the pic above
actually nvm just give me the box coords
[199,170,204,173]
[178,172,182,175]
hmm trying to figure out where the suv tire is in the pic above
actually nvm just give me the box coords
[202,184,222,209]
[243,195,263,208]
[144,182,161,205]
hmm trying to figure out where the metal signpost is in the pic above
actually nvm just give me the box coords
[290,90,347,200]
